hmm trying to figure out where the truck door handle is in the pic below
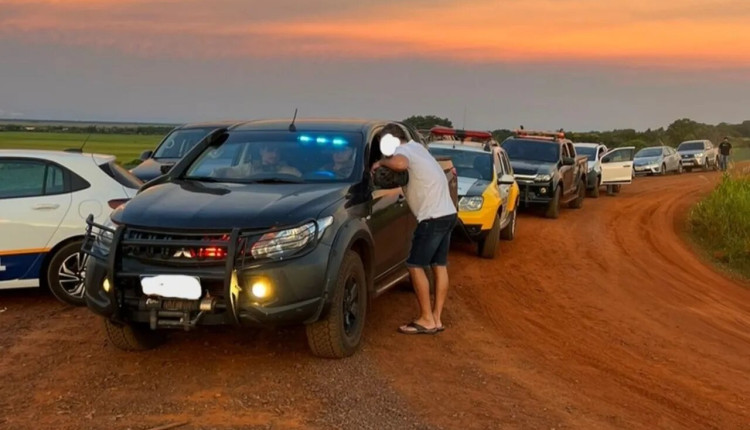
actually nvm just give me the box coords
[32,204,60,210]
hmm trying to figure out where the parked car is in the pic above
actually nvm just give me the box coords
[501,130,588,219]
[0,150,141,305]
[574,143,608,198]
[599,146,636,195]
[428,134,519,258]
[130,121,239,182]
[82,119,457,358]
[633,146,682,175]
[677,139,718,172]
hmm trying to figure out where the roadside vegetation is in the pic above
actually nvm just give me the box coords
[689,166,750,279]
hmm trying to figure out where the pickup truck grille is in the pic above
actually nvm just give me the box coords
[121,229,232,266]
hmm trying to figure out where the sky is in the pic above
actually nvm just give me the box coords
[1,0,749,131]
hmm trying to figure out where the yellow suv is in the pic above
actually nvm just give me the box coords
[428,139,520,258]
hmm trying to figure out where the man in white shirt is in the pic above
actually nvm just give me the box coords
[371,123,457,335]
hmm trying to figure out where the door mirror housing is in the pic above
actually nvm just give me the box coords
[139,150,153,161]
[160,163,175,175]
[372,166,408,189]
[562,156,575,166]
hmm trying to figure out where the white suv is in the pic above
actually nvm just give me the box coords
[0,150,141,305]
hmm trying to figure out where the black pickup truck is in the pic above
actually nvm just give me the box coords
[82,119,457,358]
[500,132,587,218]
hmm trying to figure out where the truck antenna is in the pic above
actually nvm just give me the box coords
[288,108,298,132]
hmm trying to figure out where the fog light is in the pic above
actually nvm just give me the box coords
[540,187,548,194]
[251,280,272,299]
[103,278,111,293]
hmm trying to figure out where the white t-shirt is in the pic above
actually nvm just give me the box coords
[394,141,457,222]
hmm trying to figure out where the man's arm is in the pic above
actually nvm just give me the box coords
[371,154,409,172]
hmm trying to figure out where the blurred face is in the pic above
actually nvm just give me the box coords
[332,146,353,164]
[260,146,279,165]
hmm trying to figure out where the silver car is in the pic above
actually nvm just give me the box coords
[633,146,682,175]
[677,139,718,172]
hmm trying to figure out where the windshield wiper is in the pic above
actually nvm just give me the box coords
[246,177,305,184]
[183,176,220,182]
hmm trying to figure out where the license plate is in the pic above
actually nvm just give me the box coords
[141,275,202,300]
[682,160,693,165]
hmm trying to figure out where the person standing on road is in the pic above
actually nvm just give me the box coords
[371,124,458,335]
[718,137,732,172]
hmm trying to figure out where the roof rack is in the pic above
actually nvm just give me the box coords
[513,129,566,140]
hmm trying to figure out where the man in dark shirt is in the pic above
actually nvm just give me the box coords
[718,137,732,172]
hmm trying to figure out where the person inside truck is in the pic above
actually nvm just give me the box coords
[213,142,301,179]
[319,144,356,178]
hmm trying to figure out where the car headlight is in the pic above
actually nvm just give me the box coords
[93,217,118,256]
[250,217,332,260]
[695,153,704,158]
[535,174,552,182]
[458,196,484,212]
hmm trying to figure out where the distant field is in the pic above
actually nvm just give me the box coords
[0,132,163,165]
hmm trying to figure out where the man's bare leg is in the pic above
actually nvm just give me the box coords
[432,265,449,329]
[401,266,436,331]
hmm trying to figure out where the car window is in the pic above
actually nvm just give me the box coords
[493,151,503,176]
[500,151,513,175]
[45,164,65,194]
[428,148,493,181]
[153,128,216,159]
[561,144,570,158]
[603,148,634,163]
[0,160,47,198]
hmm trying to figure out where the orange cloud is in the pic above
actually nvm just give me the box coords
[2,0,749,68]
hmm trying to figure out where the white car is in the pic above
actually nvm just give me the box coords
[0,150,141,305]
[599,146,636,194]
[574,143,608,197]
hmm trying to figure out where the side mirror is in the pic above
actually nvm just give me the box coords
[373,166,408,189]
[562,156,575,166]
[139,150,153,161]
[160,163,175,175]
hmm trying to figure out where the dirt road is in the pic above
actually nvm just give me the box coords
[1,170,748,430]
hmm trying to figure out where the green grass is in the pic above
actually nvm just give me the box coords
[689,169,750,279]
[0,131,163,166]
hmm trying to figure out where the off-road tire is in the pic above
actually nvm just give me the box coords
[500,207,517,241]
[569,178,585,209]
[545,186,561,219]
[587,176,600,198]
[478,214,500,258]
[104,319,165,351]
[306,251,367,358]
[47,240,87,306]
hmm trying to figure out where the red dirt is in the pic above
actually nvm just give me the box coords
[1,170,748,430]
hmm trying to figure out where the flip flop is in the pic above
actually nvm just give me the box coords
[398,321,437,335]
[435,326,446,333]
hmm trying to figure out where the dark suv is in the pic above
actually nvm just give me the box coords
[82,119,457,358]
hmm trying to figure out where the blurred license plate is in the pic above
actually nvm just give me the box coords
[141,275,201,299]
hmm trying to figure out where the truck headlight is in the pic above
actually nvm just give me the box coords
[695,153,704,158]
[458,196,484,211]
[250,217,332,260]
[535,174,552,182]
[93,217,117,256]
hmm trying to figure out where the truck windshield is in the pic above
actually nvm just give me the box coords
[184,131,364,183]
[501,140,560,163]
[574,146,598,158]
[677,142,704,151]
[153,128,216,159]
[428,148,493,180]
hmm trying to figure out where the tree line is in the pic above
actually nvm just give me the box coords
[403,115,750,150]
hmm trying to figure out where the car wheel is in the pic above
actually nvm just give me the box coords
[478,214,500,258]
[46,240,88,306]
[587,176,600,198]
[613,184,622,193]
[545,186,561,219]
[500,207,516,241]
[660,163,667,176]
[104,319,165,351]
[306,250,367,358]
[569,178,585,209]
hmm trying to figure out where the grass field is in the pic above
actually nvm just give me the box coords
[0,131,163,166]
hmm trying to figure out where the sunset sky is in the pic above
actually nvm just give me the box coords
[1,0,748,130]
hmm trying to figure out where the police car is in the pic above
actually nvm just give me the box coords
[427,128,520,259]
[0,150,141,305]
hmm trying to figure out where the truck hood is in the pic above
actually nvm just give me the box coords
[114,180,347,230]
[510,160,555,176]
[129,158,180,182]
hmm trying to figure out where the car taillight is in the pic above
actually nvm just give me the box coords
[108,199,129,209]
